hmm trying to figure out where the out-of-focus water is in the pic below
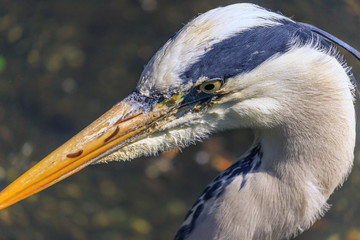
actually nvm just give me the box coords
[0,0,359,239]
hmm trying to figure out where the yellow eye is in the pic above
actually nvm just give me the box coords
[199,80,223,94]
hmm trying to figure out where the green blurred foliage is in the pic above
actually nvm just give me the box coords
[0,0,359,240]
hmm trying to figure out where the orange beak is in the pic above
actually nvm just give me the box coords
[0,93,182,210]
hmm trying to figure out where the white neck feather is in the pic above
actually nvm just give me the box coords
[185,47,356,240]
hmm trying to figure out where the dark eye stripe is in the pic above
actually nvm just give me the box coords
[180,20,327,82]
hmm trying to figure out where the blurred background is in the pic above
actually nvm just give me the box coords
[0,0,359,239]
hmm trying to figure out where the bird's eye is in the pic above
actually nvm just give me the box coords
[199,80,223,94]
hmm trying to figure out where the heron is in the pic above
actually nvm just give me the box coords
[0,3,359,240]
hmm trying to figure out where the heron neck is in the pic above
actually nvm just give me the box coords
[234,92,354,240]
[250,88,355,239]
[258,94,355,198]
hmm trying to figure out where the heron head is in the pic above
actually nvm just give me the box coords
[0,3,355,209]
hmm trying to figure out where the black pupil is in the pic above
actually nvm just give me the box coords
[204,83,215,91]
